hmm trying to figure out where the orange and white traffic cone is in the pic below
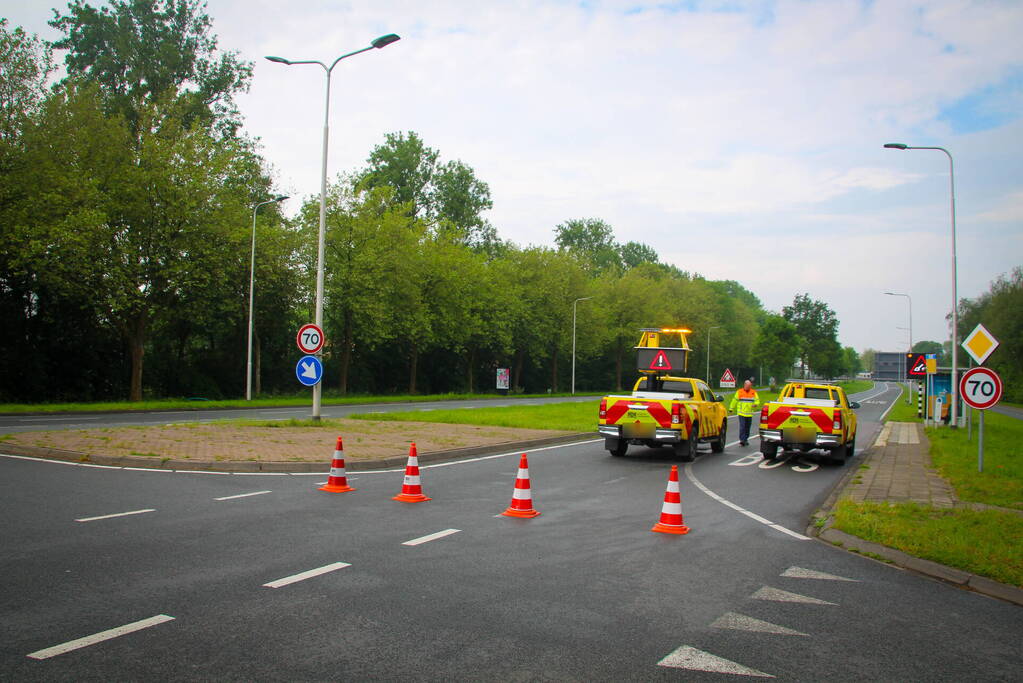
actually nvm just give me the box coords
[501,453,540,518]
[319,436,355,493]
[651,465,689,534]
[392,442,431,503]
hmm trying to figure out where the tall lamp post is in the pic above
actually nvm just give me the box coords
[706,325,721,384]
[571,297,592,395]
[885,291,913,391]
[247,195,289,401]
[267,33,400,420]
[884,143,959,427]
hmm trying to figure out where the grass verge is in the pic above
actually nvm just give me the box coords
[832,500,1023,587]
[929,409,1023,510]
[349,401,598,433]
[0,392,600,415]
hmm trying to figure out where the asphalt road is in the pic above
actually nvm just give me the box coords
[2,384,1021,681]
[0,395,597,434]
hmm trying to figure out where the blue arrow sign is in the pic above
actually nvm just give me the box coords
[295,355,323,387]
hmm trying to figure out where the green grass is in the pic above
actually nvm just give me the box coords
[349,401,599,433]
[0,391,601,414]
[832,500,1023,587]
[837,380,874,394]
[929,409,1023,510]
[885,383,923,422]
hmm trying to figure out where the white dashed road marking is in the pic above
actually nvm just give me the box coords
[402,529,461,546]
[263,562,351,588]
[657,645,774,677]
[752,586,837,605]
[75,509,156,523]
[214,490,271,501]
[26,614,175,660]
[711,612,808,636]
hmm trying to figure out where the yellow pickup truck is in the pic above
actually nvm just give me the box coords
[758,382,860,463]
[598,375,729,461]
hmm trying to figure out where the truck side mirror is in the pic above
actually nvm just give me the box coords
[849,401,861,409]
[715,394,724,402]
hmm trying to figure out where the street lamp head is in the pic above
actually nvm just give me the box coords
[884,143,908,150]
[274,195,290,202]
[265,55,291,64]
[371,33,401,49]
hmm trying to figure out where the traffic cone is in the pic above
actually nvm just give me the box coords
[502,453,540,518]
[651,465,689,535]
[393,442,431,503]
[319,436,355,492]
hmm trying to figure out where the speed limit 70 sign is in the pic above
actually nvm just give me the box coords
[959,367,1003,410]
[296,324,324,355]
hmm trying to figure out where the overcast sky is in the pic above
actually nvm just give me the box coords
[7,0,1022,354]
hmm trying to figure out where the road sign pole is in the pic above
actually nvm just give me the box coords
[976,409,983,468]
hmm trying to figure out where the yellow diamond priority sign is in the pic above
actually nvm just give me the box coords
[962,323,999,365]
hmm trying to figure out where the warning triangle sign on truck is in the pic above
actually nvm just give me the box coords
[648,350,672,370]
[720,368,736,388]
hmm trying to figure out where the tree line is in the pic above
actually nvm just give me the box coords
[0,3,860,403]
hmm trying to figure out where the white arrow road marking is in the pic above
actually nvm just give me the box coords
[214,490,271,501]
[711,612,808,636]
[75,509,155,523]
[27,614,174,660]
[781,566,859,582]
[263,562,351,588]
[402,529,461,546]
[657,645,774,677]
[752,586,837,605]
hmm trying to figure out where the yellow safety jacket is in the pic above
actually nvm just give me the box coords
[729,388,760,418]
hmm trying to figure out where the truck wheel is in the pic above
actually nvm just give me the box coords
[674,429,697,462]
[606,438,628,457]
[710,419,727,453]
[846,436,856,458]
[761,442,779,461]
[831,443,848,465]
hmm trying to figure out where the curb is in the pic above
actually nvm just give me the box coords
[807,442,1023,608]
[0,433,596,473]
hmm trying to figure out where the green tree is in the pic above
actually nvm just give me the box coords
[0,19,53,143]
[860,348,877,375]
[783,293,839,378]
[360,130,438,220]
[50,0,252,135]
[619,241,658,269]
[957,266,1022,400]
[842,346,862,376]
[750,315,801,385]
[911,340,946,366]
[554,218,622,273]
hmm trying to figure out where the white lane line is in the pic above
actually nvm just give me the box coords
[683,465,809,540]
[26,614,174,660]
[263,562,351,588]
[18,416,103,422]
[75,509,156,523]
[122,467,172,472]
[214,490,271,501]
[402,528,461,546]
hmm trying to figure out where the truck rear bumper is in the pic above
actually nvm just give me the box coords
[758,428,839,448]
[598,425,681,442]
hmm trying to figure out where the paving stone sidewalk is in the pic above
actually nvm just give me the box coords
[813,421,1023,606]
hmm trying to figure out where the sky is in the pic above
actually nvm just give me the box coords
[6,0,1022,354]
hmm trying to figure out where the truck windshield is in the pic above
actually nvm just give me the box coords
[637,377,693,398]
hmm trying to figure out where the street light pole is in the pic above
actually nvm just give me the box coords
[706,326,720,384]
[572,296,592,395]
[267,34,400,420]
[247,195,289,401]
[884,143,959,427]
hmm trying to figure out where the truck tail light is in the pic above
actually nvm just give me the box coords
[833,411,842,432]
[599,398,607,419]
[760,405,768,422]
[671,402,681,424]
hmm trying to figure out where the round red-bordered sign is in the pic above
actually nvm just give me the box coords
[296,323,324,355]
[959,367,1002,410]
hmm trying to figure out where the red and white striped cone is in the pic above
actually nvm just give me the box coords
[501,453,540,518]
[393,442,431,503]
[651,465,689,534]
[319,436,355,493]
